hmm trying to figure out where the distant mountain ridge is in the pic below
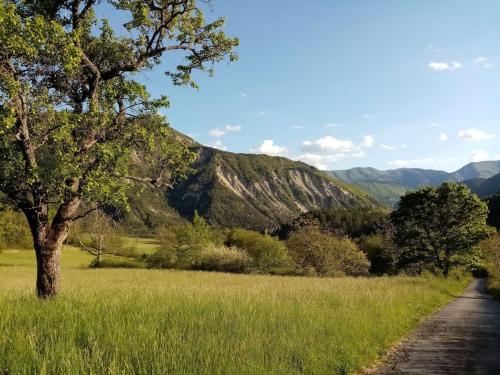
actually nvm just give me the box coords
[328,161,500,206]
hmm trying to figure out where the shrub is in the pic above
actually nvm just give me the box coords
[0,210,32,250]
[358,233,397,275]
[286,226,370,277]
[193,245,250,273]
[149,213,223,269]
[226,229,292,274]
[477,233,500,300]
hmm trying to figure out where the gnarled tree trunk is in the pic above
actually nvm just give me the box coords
[35,241,62,298]
[25,196,80,298]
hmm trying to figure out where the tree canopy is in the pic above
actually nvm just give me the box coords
[391,182,490,274]
[0,0,238,297]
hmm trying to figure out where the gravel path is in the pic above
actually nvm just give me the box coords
[367,279,500,375]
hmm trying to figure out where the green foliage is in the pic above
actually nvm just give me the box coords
[192,245,250,273]
[226,229,292,274]
[167,148,379,231]
[275,207,390,240]
[486,193,500,230]
[286,224,371,277]
[391,182,490,274]
[477,233,500,299]
[0,210,32,250]
[358,233,397,275]
[147,212,222,269]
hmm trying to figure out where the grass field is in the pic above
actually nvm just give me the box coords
[0,247,470,374]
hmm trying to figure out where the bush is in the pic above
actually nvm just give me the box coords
[477,233,500,300]
[192,245,250,273]
[226,229,292,274]
[358,234,397,275]
[148,213,224,269]
[286,225,370,277]
[0,210,32,250]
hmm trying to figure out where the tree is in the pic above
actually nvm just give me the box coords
[0,0,238,297]
[286,222,370,277]
[73,210,125,265]
[391,182,490,275]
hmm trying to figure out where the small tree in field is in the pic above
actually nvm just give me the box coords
[0,0,238,297]
[391,182,489,275]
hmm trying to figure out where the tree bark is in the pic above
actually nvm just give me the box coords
[35,241,62,298]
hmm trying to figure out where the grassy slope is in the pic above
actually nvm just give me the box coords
[0,248,469,374]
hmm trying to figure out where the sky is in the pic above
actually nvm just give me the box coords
[104,0,500,172]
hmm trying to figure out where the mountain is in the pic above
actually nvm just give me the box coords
[464,172,500,198]
[166,147,378,230]
[124,134,379,233]
[328,161,500,206]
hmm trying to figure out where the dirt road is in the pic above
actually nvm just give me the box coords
[369,279,500,375]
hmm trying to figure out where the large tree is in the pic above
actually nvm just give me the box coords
[391,182,490,274]
[0,0,238,297]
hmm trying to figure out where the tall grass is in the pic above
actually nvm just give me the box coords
[0,248,470,374]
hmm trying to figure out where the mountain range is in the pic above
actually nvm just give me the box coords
[328,161,500,206]
[123,130,500,232]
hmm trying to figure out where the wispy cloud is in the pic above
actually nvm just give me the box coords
[380,144,406,151]
[458,128,495,141]
[208,139,228,151]
[292,125,306,130]
[470,150,500,162]
[256,111,270,117]
[388,158,456,167]
[239,92,248,98]
[363,114,374,119]
[325,123,344,128]
[208,125,242,138]
[474,57,495,69]
[428,61,462,71]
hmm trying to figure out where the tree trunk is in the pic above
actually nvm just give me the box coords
[35,241,62,298]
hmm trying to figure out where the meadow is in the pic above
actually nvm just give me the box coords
[0,247,471,374]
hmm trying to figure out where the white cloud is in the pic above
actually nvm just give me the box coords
[296,153,330,170]
[363,114,374,119]
[458,128,495,141]
[428,61,462,71]
[380,144,405,150]
[293,125,306,130]
[439,133,449,142]
[209,140,227,151]
[239,92,248,98]
[251,140,288,156]
[428,122,440,127]
[208,125,242,138]
[388,158,456,167]
[325,123,344,128]
[302,136,359,155]
[470,150,491,162]
[297,135,371,169]
[474,57,495,69]
[362,135,374,148]
[208,128,226,138]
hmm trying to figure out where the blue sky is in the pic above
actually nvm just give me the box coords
[106,1,500,171]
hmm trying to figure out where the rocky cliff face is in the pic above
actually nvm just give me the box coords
[166,147,377,230]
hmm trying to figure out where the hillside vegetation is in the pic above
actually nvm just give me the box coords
[166,147,378,230]
[0,248,470,375]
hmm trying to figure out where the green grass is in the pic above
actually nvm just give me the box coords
[121,236,160,255]
[0,247,470,374]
